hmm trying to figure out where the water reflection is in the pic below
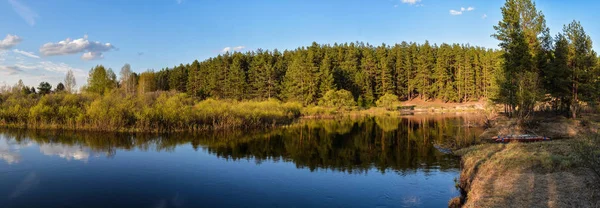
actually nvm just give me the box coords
[0,115,483,208]
[1,115,484,174]
[38,144,91,162]
[0,139,26,164]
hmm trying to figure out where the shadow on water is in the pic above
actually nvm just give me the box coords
[1,114,484,175]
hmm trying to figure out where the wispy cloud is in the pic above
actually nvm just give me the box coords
[450,10,462,15]
[450,7,475,16]
[0,65,23,75]
[39,35,116,61]
[13,49,39,59]
[401,0,421,5]
[8,0,39,26]
[482,14,488,19]
[0,34,22,50]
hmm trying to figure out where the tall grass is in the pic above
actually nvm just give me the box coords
[0,91,302,132]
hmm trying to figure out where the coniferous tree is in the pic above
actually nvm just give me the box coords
[37,82,52,95]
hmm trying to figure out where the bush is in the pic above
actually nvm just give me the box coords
[576,133,600,180]
[0,90,305,132]
[376,93,400,110]
[318,90,356,108]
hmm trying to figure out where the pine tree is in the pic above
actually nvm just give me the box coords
[225,52,248,100]
[375,43,394,97]
[283,51,319,104]
[319,51,336,95]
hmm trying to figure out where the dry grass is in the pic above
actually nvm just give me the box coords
[455,139,600,208]
[451,114,600,208]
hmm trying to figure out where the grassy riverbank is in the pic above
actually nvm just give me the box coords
[450,115,600,207]
[0,89,488,132]
[0,91,303,132]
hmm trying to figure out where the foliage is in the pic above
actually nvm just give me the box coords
[55,83,65,92]
[146,42,502,105]
[0,89,303,132]
[37,82,52,95]
[318,89,356,108]
[376,93,400,110]
[575,133,600,179]
[86,65,117,95]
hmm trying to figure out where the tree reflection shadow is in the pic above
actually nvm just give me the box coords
[1,115,484,174]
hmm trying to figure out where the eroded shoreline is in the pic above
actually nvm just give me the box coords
[450,115,600,207]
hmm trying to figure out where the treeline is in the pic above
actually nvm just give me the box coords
[135,42,502,105]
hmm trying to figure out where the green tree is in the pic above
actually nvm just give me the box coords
[493,0,548,118]
[283,51,319,105]
[86,65,117,95]
[37,82,52,95]
[225,52,248,100]
[55,83,65,92]
[562,21,598,118]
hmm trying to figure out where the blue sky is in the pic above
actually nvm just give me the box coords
[1,0,599,87]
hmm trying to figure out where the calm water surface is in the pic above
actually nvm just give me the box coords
[0,115,483,208]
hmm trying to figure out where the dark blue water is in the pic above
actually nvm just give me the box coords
[0,116,483,207]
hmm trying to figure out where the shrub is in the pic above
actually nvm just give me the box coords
[376,93,400,110]
[318,90,356,108]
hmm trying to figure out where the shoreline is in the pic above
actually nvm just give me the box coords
[0,102,486,133]
[449,115,600,207]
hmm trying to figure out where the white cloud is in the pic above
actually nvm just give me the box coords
[401,0,421,5]
[482,14,488,19]
[221,46,245,53]
[81,52,103,60]
[13,49,39,59]
[0,65,23,75]
[8,0,39,26]
[39,35,116,61]
[450,6,475,15]
[450,10,462,15]
[0,34,23,50]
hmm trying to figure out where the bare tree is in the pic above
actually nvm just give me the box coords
[119,64,136,95]
[64,70,77,93]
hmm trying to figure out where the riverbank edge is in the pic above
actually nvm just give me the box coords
[0,105,486,133]
[448,115,600,207]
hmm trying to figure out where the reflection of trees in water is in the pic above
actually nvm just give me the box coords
[0,115,483,174]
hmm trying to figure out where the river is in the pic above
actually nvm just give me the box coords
[0,115,484,208]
